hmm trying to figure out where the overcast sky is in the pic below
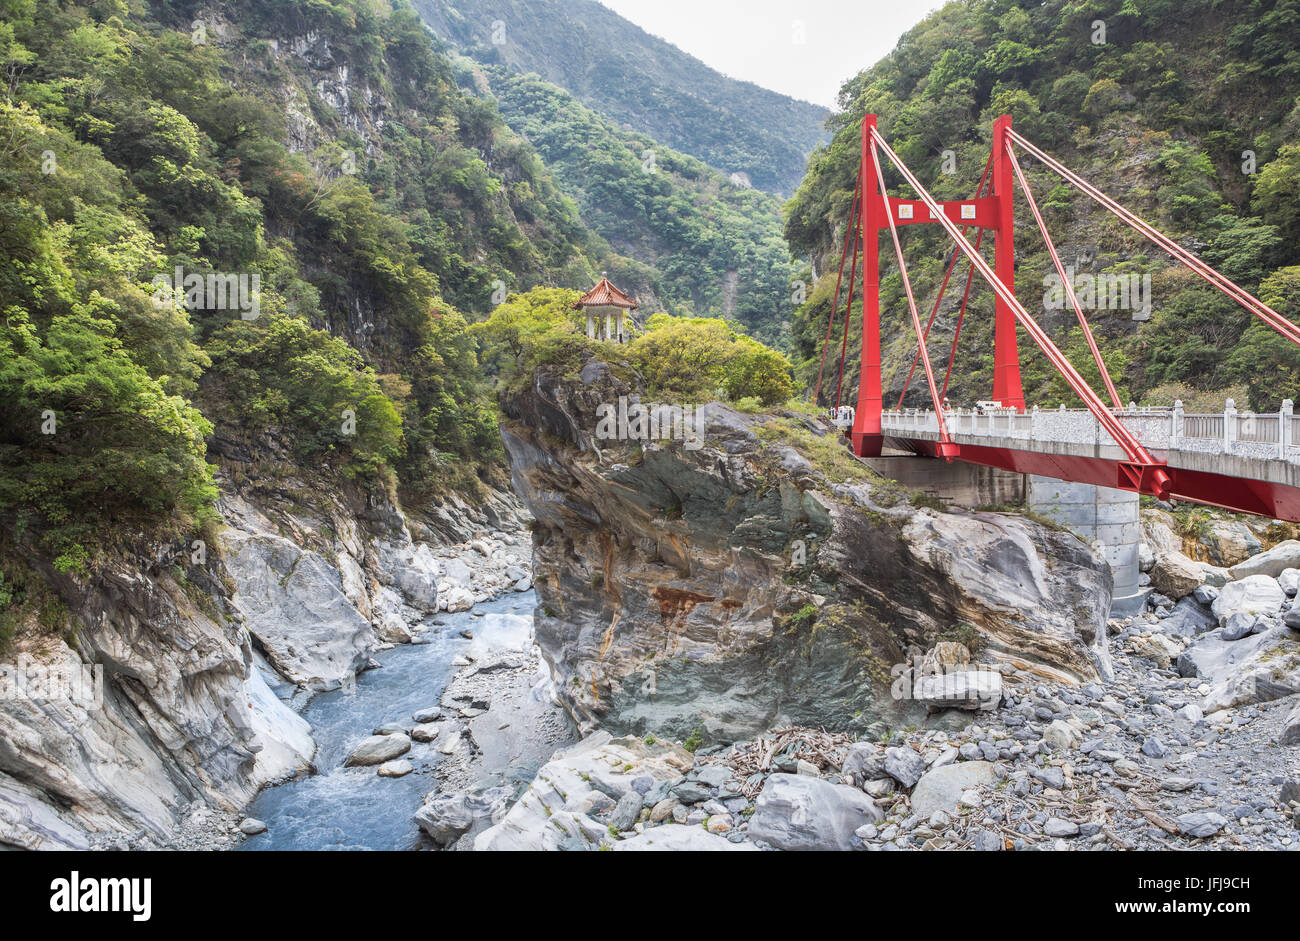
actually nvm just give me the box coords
[596,0,944,108]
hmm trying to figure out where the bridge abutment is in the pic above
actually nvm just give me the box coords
[862,456,1024,507]
[1027,477,1144,617]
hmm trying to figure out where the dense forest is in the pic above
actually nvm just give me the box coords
[786,0,1300,414]
[0,0,615,569]
[471,65,796,346]
[411,0,830,195]
[0,0,803,580]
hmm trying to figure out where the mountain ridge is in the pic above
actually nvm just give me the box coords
[411,0,830,195]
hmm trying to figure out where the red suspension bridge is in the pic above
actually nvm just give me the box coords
[813,114,1300,523]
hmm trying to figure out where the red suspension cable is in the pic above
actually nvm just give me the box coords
[1007,139,1122,409]
[941,236,983,402]
[896,245,960,409]
[813,175,862,406]
[869,138,952,443]
[870,127,1167,488]
[1008,128,1300,347]
[834,206,863,411]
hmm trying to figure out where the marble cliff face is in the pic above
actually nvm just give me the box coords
[500,356,1111,743]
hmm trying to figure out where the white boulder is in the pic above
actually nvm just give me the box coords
[1211,575,1284,623]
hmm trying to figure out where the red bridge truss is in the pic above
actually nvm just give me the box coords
[813,114,1300,520]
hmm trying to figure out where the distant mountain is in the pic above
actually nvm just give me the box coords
[462,64,797,345]
[411,0,830,195]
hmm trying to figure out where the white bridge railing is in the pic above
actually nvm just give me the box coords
[880,398,1300,463]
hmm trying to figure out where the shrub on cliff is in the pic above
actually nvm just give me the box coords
[203,317,403,478]
[0,309,218,565]
[627,314,796,406]
[473,287,584,371]
[722,347,797,406]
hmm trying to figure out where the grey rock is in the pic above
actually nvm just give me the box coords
[610,824,757,851]
[224,529,376,689]
[1228,541,1300,581]
[1044,817,1079,838]
[972,829,1003,852]
[1284,781,1300,806]
[1177,626,1279,681]
[238,818,267,836]
[501,380,1112,740]
[411,723,440,743]
[883,747,926,788]
[1140,736,1167,758]
[1211,576,1285,623]
[376,758,413,778]
[415,786,511,846]
[609,791,643,831]
[671,782,712,804]
[344,733,411,767]
[1220,613,1259,641]
[695,765,732,788]
[841,742,888,781]
[1282,701,1300,746]
[580,791,616,816]
[1032,767,1065,790]
[1176,811,1228,839]
[909,761,998,817]
[1160,597,1218,638]
[1193,584,1220,606]
[748,774,883,851]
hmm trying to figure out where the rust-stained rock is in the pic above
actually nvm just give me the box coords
[500,357,1110,741]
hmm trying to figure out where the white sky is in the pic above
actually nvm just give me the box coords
[595,0,944,108]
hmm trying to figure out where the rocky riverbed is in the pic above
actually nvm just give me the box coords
[458,547,1300,851]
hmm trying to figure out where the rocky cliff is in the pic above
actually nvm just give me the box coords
[0,459,529,850]
[499,356,1113,743]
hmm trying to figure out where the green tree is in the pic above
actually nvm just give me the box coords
[1252,143,1300,245]
[1223,266,1300,409]
[473,287,582,366]
[722,345,796,406]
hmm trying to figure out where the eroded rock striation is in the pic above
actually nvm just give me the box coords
[0,456,529,850]
[499,358,1112,742]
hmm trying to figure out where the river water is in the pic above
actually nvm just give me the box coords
[238,591,537,851]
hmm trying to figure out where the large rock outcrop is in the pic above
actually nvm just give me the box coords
[0,550,313,850]
[0,460,529,850]
[499,358,1111,742]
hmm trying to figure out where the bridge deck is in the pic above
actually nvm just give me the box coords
[876,405,1300,522]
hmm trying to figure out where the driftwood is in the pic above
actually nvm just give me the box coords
[696,726,853,798]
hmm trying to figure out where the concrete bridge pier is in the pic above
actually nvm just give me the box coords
[1027,477,1144,617]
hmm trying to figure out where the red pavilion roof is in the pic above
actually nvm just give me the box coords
[574,275,638,310]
